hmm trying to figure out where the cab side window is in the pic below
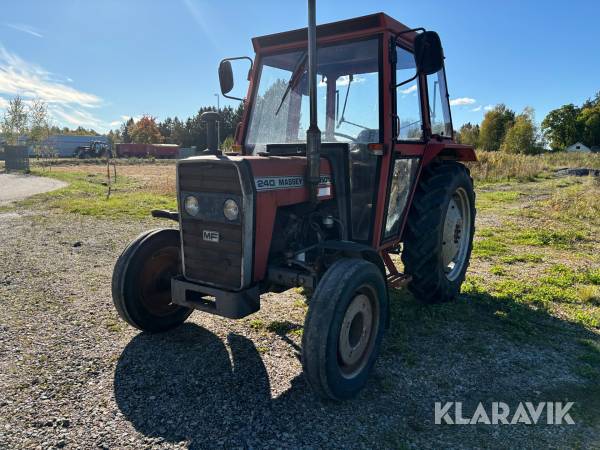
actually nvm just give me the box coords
[395,46,422,141]
[427,69,453,137]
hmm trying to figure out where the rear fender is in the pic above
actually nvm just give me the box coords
[422,142,476,167]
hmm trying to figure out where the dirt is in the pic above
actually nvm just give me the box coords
[0,173,67,205]
[0,186,599,448]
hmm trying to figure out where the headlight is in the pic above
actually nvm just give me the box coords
[223,199,239,221]
[184,195,200,216]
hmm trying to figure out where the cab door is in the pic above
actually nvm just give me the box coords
[379,41,427,247]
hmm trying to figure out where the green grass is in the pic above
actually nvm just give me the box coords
[512,228,587,248]
[499,253,544,264]
[477,190,521,209]
[471,237,510,259]
[20,169,176,219]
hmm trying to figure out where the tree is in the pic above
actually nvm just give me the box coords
[541,104,582,151]
[28,99,51,156]
[129,115,163,144]
[501,108,538,154]
[1,96,28,145]
[170,117,187,146]
[120,118,134,143]
[457,122,479,147]
[479,104,515,151]
[577,102,600,148]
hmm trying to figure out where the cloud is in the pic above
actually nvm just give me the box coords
[471,105,482,112]
[109,120,122,127]
[0,96,9,109]
[484,104,494,111]
[0,45,107,130]
[450,97,476,106]
[49,105,106,129]
[4,23,43,38]
[400,85,418,95]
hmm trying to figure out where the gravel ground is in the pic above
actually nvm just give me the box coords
[1,207,599,449]
[0,174,67,205]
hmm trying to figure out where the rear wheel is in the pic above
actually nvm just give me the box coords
[112,229,192,332]
[302,259,388,400]
[402,162,475,304]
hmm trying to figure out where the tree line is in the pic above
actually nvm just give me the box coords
[456,92,600,153]
[1,95,244,153]
[106,104,245,150]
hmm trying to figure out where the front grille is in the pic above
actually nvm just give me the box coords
[177,160,248,290]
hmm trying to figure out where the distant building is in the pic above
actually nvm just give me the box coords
[565,142,591,153]
[21,135,109,157]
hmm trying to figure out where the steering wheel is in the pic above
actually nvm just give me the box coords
[334,132,357,143]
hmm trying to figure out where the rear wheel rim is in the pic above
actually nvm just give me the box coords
[337,286,380,379]
[442,187,471,281]
[139,246,181,316]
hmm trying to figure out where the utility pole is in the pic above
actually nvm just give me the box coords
[214,93,221,146]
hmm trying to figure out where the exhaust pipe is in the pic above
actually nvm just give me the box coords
[306,0,321,205]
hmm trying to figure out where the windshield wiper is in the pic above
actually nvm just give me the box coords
[336,74,369,131]
[275,52,308,116]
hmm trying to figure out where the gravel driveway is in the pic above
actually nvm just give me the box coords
[0,207,598,449]
[0,173,67,205]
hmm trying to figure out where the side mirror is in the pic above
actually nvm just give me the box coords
[414,31,444,75]
[218,56,253,101]
[218,60,234,95]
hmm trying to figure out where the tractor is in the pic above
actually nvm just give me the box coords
[74,140,110,159]
[112,3,476,400]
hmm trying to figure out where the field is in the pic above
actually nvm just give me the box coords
[1,152,599,449]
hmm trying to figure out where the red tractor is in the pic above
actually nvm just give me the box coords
[112,3,476,400]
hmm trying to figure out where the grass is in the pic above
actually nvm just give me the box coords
[512,228,588,248]
[468,150,600,183]
[18,169,176,219]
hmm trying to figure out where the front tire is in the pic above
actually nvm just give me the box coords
[402,162,476,304]
[301,259,388,400]
[112,229,192,332]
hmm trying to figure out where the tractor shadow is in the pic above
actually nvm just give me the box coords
[114,289,600,448]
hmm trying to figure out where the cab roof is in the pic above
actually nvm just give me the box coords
[252,13,415,53]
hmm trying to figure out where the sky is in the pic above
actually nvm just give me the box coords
[0,0,599,134]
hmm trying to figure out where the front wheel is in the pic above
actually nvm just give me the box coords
[301,259,388,400]
[112,229,192,332]
[402,162,476,304]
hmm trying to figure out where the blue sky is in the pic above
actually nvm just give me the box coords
[1,0,598,133]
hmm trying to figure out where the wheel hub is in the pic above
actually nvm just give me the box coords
[338,293,375,375]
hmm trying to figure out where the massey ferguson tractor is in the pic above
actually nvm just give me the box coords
[112,3,476,400]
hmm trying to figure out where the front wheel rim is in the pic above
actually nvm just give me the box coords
[442,187,472,281]
[337,286,380,379]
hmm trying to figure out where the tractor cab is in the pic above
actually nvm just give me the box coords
[221,13,474,246]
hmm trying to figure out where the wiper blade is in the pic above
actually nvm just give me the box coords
[275,52,307,116]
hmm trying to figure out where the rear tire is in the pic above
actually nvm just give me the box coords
[301,259,388,400]
[112,229,192,332]
[401,162,475,304]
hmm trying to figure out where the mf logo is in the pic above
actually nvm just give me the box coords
[434,401,575,425]
[202,230,220,243]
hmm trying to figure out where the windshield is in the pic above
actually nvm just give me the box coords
[246,38,380,154]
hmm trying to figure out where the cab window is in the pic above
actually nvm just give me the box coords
[395,46,422,141]
[427,69,452,137]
